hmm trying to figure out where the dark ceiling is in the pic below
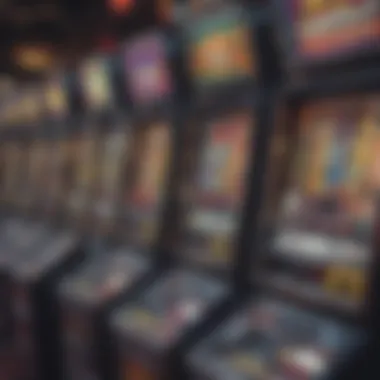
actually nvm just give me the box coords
[0,0,157,79]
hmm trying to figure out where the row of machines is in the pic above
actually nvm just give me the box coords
[0,0,379,379]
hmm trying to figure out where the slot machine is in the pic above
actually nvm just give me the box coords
[58,30,187,380]
[57,53,136,380]
[8,74,87,380]
[76,54,128,232]
[110,2,278,380]
[0,91,47,245]
[274,0,380,81]
[0,88,58,273]
[184,60,380,380]
[0,89,54,380]
[0,96,28,380]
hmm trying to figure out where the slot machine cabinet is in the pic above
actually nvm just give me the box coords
[0,92,54,265]
[273,0,380,82]
[58,28,188,379]
[58,30,188,380]
[56,54,140,380]
[0,93,43,374]
[75,54,130,233]
[8,75,86,380]
[110,3,278,380]
[0,124,23,380]
[185,76,380,380]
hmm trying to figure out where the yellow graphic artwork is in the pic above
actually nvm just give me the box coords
[349,116,378,194]
[210,235,231,264]
[323,265,366,302]
[191,26,254,82]
[82,61,111,109]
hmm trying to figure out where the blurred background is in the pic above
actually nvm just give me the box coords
[0,0,157,80]
[0,1,379,380]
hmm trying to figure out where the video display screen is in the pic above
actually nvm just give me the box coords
[125,122,172,247]
[271,95,380,308]
[289,0,380,60]
[130,122,171,208]
[95,129,130,220]
[188,7,255,88]
[124,33,173,105]
[183,112,253,269]
[80,58,113,110]
[68,133,98,217]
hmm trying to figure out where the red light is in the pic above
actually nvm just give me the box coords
[109,0,135,14]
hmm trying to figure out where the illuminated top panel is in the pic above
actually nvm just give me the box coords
[270,94,380,309]
[187,6,256,89]
[80,57,114,111]
[124,33,173,106]
[288,0,380,61]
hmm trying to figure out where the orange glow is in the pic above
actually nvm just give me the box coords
[12,45,54,72]
[109,0,135,14]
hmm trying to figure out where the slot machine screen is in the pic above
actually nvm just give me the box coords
[271,95,380,309]
[45,77,68,118]
[130,123,171,208]
[288,0,380,61]
[124,33,173,105]
[80,58,113,110]
[68,133,97,217]
[183,112,253,268]
[127,122,172,245]
[96,129,130,219]
[188,6,255,88]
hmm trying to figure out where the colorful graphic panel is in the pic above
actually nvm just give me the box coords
[183,112,253,269]
[125,122,172,247]
[80,58,113,110]
[124,34,173,105]
[290,0,380,59]
[188,7,255,87]
[130,122,171,209]
[272,95,380,308]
